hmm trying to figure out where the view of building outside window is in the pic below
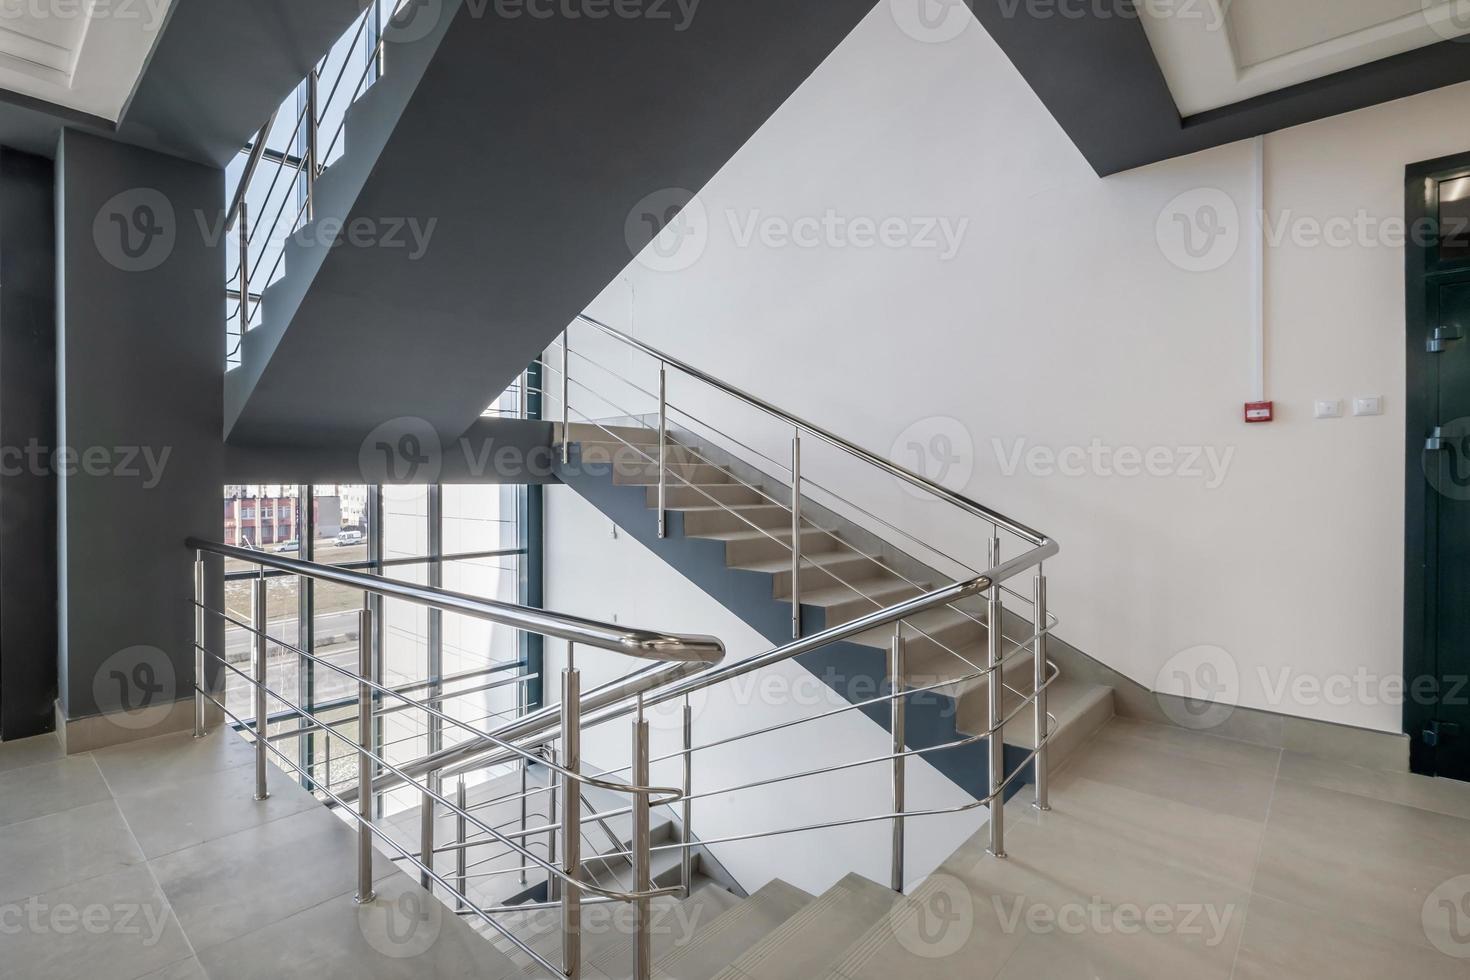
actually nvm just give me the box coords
[218,481,528,809]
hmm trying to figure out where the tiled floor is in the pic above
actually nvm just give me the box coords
[834,717,1470,979]
[0,727,517,980]
[3,717,1470,978]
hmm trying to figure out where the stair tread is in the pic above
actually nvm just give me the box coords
[730,550,883,576]
[590,884,743,977]
[712,874,898,980]
[778,577,923,608]
[652,879,813,980]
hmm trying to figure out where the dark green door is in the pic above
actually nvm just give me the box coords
[1407,159,1470,779]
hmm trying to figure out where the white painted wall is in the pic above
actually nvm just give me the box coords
[548,5,1470,735]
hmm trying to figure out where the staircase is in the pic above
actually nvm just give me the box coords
[222,0,882,447]
[540,315,1111,811]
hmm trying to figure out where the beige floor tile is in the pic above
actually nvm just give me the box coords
[1252,777,1470,950]
[0,799,143,906]
[113,756,322,859]
[0,732,64,775]
[196,869,520,980]
[0,755,111,828]
[92,728,256,793]
[0,864,192,980]
[1278,751,1470,822]
[1052,725,1281,822]
[149,806,377,952]
[1234,893,1470,979]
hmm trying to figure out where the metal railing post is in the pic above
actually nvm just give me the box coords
[237,201,250,330]
[374,0,385,77]
[1033,569,1051,812]
[681,698,693,899]
[356,604,376,904]
[657,363,668,539]
[193,554,206,738]
[890,623,906,892]
[253,569,270,801]
[561,334,571,464]
[420,772,437,891]
[561,646,582,978]
[986,535,1006,859]
[305,69,319,222]
[546,745,558,902]
[790,430,802,639]
[632,698,653,980]
[455,776,468,910]
[518,656,529,885]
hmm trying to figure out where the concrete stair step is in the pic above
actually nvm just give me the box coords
[731,550,890,595]
[697,527,845,566]
[710,873,897,980]
[614,461,733,487]
[650,483,769,509]
[681,504,794,536]
[590,884,744,979]
[652,879,813,980]
[786,578,928,630]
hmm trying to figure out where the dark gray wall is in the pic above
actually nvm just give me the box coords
[226,0,881,448]
[0,149,58,739]
[224,418,558,486]
[57,129,226,721]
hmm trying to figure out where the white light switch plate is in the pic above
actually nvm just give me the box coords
[1314,400,1343,419]
[1352,396,1383,417]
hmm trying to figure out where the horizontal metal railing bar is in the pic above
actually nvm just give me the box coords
[195,690,562,976]
[200,651,682,906]
[195,614,682,806]
[221,547,526,581]
[585,628,1058,785]
[679,662,1057,805]
[544,352,1002,604]
[586,666,1059,866]
[260,663,530,742]
[366,661,706,796]
[385,549,1047,803]
[455,895,628,916]
[544,371,1026,685]
[572,314,1053,549]
[428,571,1008,790]
[193,538,723,664]
[544,381,996,675]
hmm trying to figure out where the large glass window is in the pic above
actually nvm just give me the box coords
[217,481,535,809]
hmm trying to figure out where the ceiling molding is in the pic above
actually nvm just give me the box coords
[972,2,1470,176]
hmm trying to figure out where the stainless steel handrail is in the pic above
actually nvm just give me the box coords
[572,313,1053,549]
[192,533,715,980]
[191,537,724,664]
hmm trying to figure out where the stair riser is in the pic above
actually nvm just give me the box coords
[767,557,892,596]
[718,532,842,566]
[681,507,792,536]
[612,463,732,487]
[649,484,766,509]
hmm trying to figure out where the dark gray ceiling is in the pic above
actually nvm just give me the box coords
[0,0,362,164]
[224,0,883,448]
[976,5,1470,176]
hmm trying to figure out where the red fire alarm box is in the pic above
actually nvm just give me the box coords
[1244,401,1274,423]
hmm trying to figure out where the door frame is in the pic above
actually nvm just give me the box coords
[1404,151,1470,776]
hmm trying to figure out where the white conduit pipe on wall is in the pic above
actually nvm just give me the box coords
[1251,135,1267,406]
